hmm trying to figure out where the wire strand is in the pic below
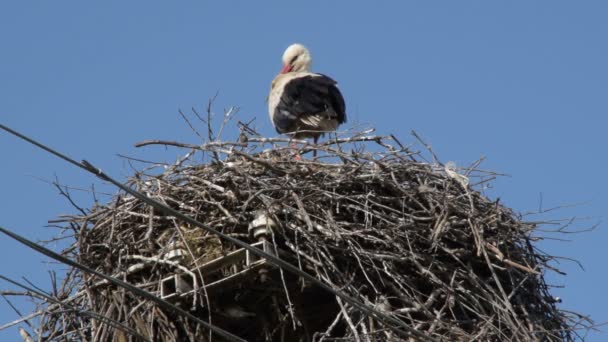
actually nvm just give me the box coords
[0,225,245,342]
[0,123,437,342]
[0,274,151,342]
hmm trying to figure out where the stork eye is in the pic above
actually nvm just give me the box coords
[290,55,299,64]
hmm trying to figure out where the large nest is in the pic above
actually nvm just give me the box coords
[18,123,587,341]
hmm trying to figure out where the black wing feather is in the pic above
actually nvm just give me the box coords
[273,74,346,134]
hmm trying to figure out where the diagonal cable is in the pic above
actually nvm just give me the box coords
[0,123,437,342]
[0,274,150,341]
[0,225,245,342]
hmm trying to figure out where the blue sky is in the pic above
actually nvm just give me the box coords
[1,1,606,340]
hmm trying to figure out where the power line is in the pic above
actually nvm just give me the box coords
[0,274,151,342]
[0,225,246,342]
[0,123,438,342]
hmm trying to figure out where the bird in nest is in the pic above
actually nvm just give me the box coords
[268,44,347,157]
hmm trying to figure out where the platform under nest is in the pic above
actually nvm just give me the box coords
[20,125,588,341]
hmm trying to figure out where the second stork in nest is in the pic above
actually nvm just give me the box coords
[268,44,347,151]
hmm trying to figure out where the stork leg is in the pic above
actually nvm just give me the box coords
[292,142,301,161]
[312,136,319,158]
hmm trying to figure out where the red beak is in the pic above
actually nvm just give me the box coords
[280,64,293,74]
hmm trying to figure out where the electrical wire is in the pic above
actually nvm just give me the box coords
[0,225,245,342]
[0,274,151,342]
[0,123,438,342]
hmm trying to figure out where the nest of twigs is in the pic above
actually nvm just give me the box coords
[18,121,588,341]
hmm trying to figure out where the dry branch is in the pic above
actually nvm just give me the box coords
[2,118,590,341]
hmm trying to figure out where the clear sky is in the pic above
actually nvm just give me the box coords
[1,1,606,340]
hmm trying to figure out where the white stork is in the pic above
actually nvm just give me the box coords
[268,44,347,147]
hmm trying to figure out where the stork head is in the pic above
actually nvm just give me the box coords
[280,43,312,73]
